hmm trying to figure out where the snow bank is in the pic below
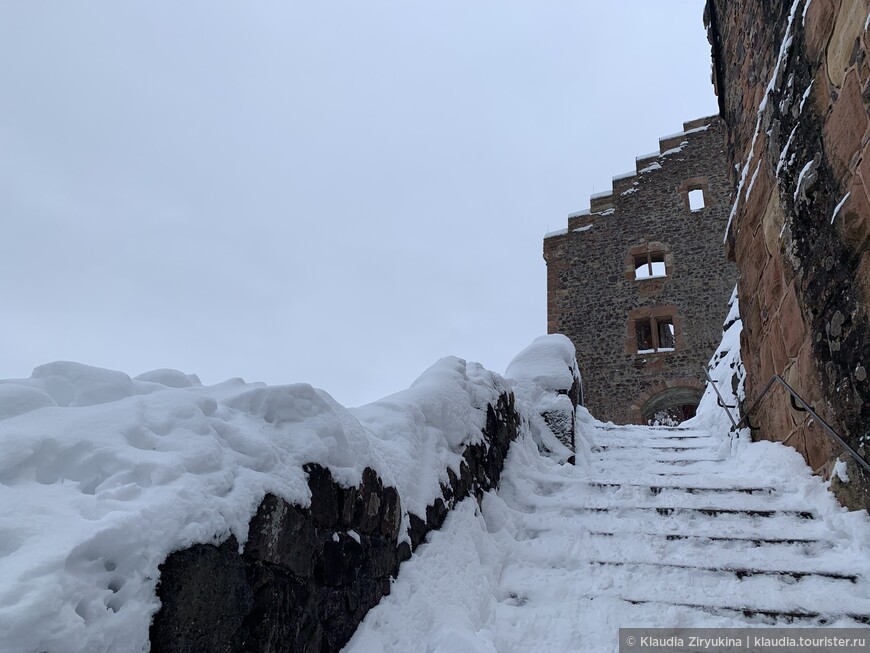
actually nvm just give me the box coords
[0,356,511,653]
[684,286,745,446]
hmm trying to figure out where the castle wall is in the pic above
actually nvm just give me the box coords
[544,118,736,424]
[706,0,870,509]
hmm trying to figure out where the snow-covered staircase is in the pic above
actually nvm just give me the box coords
[488,422,870,649]
[345,420,870,652]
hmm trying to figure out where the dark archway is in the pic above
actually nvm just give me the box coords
[639,386,703,425]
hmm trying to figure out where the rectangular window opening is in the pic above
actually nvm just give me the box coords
[635,317,676,354]
[688,188,706,211]
[634,252,667,280]
[657,318,675,350]
[635,319,653,353]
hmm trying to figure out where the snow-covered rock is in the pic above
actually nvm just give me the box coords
[505,334,584,461]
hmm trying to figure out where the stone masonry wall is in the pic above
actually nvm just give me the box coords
[544,118,736,424]
[149,393,520,653]
[706,0,870,509]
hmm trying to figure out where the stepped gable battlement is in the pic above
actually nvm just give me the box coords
[551,115,721,236]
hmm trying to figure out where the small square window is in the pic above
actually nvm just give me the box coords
[634,252,666,280]
[688,188,706,211]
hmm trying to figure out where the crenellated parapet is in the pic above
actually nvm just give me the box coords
[546,116,721,245]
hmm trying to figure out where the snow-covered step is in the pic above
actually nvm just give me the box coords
[510,531,848,572]
[544,492,815,513]
[575,597,870,626]
[344,414,870,650]
[594,453,725,464]
[503,531,860,578]
[596,442,718,452]
[580,481,776,494]
[516,508,829,541]
[591,461,728,475]
[584,560,858,582]
[497,563,870,618]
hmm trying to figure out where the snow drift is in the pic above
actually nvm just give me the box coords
[0,341,585,653]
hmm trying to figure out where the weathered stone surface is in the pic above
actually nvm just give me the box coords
[823,68,868,178]
[150,391,521,652]
[149,536,252,653]
[707,0,870,511]
[826,0,866,87]
[805,0,840,64]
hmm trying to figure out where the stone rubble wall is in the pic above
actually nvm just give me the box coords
[706,0,870,509]
[148,393,520,653]
[544,118,736,424]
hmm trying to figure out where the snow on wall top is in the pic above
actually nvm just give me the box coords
[0,357,509,653]
[552,116,716,226]
[505,334,580,392]
[544,227,569,239]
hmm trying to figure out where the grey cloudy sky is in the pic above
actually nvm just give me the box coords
[0,2,717,407]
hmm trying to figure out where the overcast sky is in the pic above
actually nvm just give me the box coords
[0,2,718,407]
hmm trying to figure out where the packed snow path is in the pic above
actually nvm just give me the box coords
[346,421,870,652]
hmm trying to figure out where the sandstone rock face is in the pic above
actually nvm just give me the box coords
[544,119,736,424]
[706,0,870,509]
[149,393,520,652]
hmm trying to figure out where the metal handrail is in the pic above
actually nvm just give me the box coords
[703,369,870,476]
[702,367,738,430]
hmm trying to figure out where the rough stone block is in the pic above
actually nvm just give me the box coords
[844,165,870,252]
[777,284,806,358]
[737,231,771,297]
[803,421,836,471]
[760,185,784,258]
[743,161,775,247]
[823,69,869,178]
[805,0,841,64]
[826,0,867,87]
[760,252,785,320]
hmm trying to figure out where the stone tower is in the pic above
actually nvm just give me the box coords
[543,116,737,424]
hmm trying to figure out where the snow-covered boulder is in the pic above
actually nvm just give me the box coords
[505,334,585,463]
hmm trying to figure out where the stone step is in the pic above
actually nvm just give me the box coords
[582,530,833,549]
[595,443,718,451]
[612,598,870,626]
[582,482,776,495]
[594,454,725,463]
[533,507,825,540]
[498,563,870,618]
[511,529,855,576]
[585,560,858,583]
[569,506,816,519]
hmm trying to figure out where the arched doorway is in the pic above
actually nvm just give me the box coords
[630,378,705,425]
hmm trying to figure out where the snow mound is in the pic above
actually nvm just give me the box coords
[30,361,135,407]
[0,355,512,653]
[133,369,201,388]
[0,383,56,419]
[505,334,579,392]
